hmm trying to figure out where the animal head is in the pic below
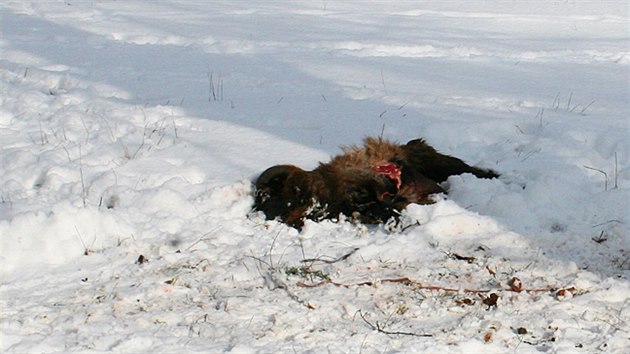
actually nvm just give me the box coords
[253,165,322,227]
[253,163,404,227]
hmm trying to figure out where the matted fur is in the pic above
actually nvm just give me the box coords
[253,137,498,228]
[336,137,405,170]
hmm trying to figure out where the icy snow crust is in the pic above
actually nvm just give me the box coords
[1,1,628,352]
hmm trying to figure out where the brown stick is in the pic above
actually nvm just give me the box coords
[296,276,556,294]
[301,247,360,264]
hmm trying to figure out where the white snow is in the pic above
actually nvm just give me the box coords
[1,1,628,352]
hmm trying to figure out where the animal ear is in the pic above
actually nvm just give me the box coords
[255,165,302,190]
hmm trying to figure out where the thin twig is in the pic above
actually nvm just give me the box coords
[584,165,608,191]
[267,271,315,310]
[614,152,618,189]
[301,247,359,264]
[185,227,220,251]
[172,116,179,140]
[552,92,560,111]
[380,69,388,95]
[39,121,47,145]
[208,70,215,101]
[579,100,595,115]
[79,144,87,207]
[74,225,90,255]
[356,310,432,337]
[130,123,148,159]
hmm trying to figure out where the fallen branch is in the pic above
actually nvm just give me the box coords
[296,276,557,294]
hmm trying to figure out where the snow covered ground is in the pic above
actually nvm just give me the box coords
[1,1,628,352]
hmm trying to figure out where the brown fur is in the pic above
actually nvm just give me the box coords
[253,137,498,228]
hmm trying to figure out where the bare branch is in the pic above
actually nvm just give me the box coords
[301,247,359,264]
[356,310,432,337]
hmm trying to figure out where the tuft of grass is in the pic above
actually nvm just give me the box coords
[207,69,224,102]
[552,91,595,116]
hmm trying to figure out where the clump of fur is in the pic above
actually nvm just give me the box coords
[253,137,498,228]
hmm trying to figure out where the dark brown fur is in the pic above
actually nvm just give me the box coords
[253,137,498,228]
